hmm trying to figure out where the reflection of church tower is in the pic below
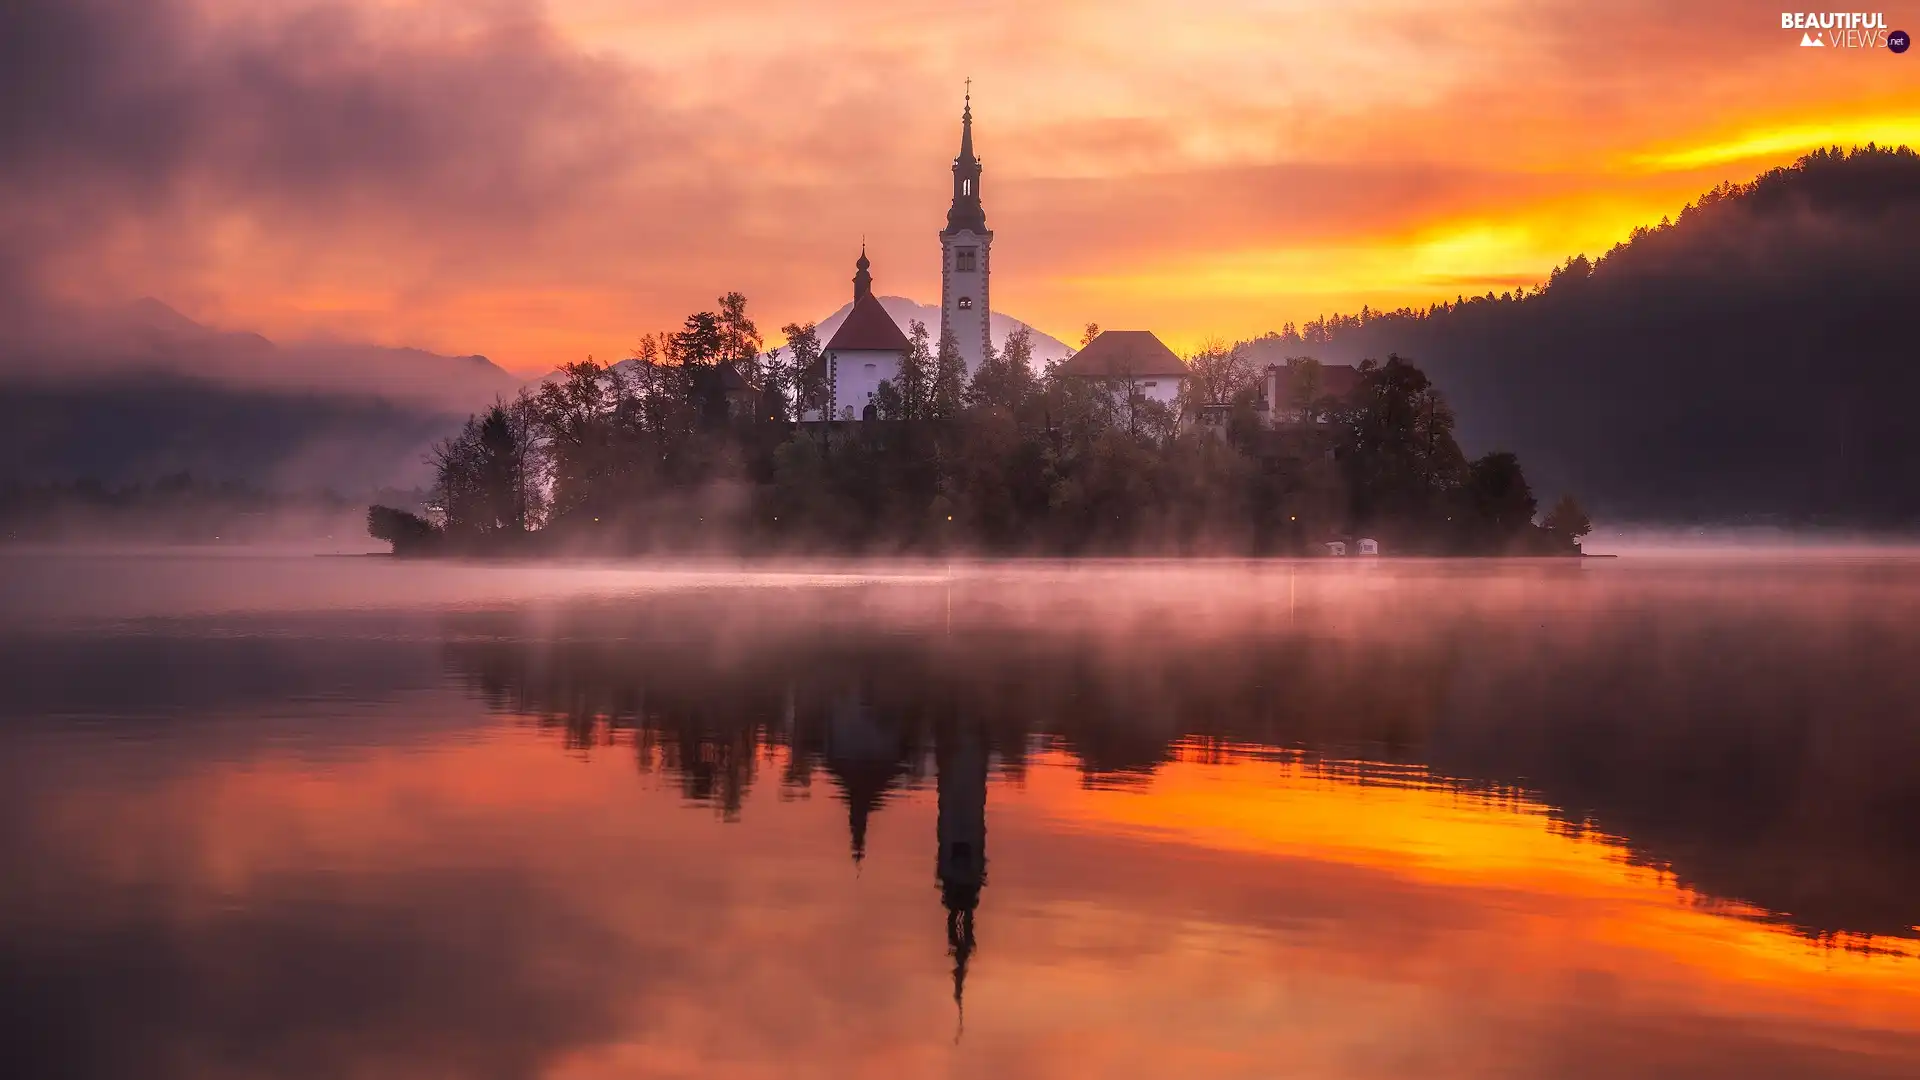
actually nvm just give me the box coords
[936,722,988,1031]
[823,690,908,866]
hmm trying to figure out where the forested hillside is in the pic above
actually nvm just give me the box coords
[1241,147,1920,522]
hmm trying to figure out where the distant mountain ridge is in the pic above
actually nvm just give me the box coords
[1242,146,1920,523]
[0,298,520,490]
[810,297,1074,367]
[1,297,520,412]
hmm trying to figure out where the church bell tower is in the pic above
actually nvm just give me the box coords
[939,85,992,376]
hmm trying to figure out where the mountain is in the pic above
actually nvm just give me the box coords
[1243,147,1920,523]
[0,299,519,490]
[2,297,520,412]
[527,297,1075,395]
[807,296,1073,366]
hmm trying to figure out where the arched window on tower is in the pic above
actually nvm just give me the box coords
[957,297,973,310]
[962,179,972,196]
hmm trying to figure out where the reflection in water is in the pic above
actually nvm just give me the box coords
[938,721,987,1038]
[4,556,1920,1078]
[441,568,1920,946]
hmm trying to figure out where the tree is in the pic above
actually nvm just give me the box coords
[367,504,437,554]
[1080,323,1101,349]
[1283,356,1324,421]
[967,324,1040,415]
[873,379,905,421]
[897,320,934,420]
[776,321,827,421]
[1341,354,1465,529]
[673,308,746,428]
[1187,338,1254,406]
[628,333,696,444]
[1465,451,1537,544]
[1543,494,1593,545]
[672,311,723,367]
[931,326,968,419]
[433,394,543,539]
[717,291,764,382]
[531,359,623,524]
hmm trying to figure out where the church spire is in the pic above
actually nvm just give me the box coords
[852,243,873,301]
[946,84,986,234]
[958,80,976,164]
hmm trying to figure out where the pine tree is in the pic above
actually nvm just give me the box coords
[898,320,934,419]
[966,324,1039,415]
[932,326,968,419]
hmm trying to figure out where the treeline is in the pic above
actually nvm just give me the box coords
[373,297,1589,557]
[1237,146,1920,522]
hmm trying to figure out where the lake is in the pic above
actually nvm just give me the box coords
[3,552,1918,1078]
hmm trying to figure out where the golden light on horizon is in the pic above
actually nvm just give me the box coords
[1630,114,1920,171]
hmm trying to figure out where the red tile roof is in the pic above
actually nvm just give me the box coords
[1056,330,1189,378]
[825,293,911,353]
[1268,362,1362,408]
[1318,364,1361,401]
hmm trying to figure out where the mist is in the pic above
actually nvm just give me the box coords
[7,549,1920,943]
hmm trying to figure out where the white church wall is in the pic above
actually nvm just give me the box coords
[1098,376,1186,410]
[1133,377,1184,406]
[827,348,903,420]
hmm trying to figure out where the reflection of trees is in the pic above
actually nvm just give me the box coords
[439,587,1920,941]
[456,629,788,820]
[1433,608,1920,942]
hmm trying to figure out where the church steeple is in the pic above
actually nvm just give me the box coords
[946,85,986,234]
[938,83,993,379]
[853,243,873,300]
[958,84,977,164]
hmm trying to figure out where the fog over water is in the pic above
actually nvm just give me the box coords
[3,552,1919,1078]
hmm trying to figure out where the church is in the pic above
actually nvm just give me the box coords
[814,92,995,421]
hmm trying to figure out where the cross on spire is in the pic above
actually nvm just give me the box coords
[948,84,984,232]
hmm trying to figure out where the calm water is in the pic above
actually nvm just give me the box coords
[3,552,1920,1078]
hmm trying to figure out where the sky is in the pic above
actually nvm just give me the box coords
[4,0,1918,372]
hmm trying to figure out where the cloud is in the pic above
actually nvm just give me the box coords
[0,0,687,336]
[2,0,657,220]
[3,0,1916,371]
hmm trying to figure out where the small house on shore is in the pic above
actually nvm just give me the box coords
[1053,330,1191,407]
[1259,362,1362,426]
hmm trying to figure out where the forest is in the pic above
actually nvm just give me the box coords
[370,297,1586,557]
[1234,146,1920,523]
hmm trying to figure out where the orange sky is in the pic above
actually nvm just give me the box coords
[23,0,1920,369]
